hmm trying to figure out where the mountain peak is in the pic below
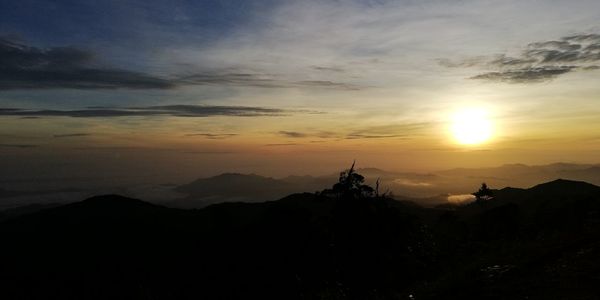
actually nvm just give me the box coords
[530,178,600,193]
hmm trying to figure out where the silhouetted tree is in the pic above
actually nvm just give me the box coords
[472,182,494,202]
[329,161,375,199]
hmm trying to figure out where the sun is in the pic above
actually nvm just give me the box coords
[451,108,493,145]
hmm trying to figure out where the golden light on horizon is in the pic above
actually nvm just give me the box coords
[451,107,493,145]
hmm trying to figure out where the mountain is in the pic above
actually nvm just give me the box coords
[556,166,600,183]
[420,179,600,298]
[0,192,428,299]
[172,173,296,207]
[176,173,288,194]
[170,163,600,209]
[281,174,335,191]
[347,163,600,200]
[172,173,334,208]
[4,162,600,210]
[451,179,600,228]
[3,178,600,299]
[437,163,600,192]
[475,178,600,210]
[529,178,600,194]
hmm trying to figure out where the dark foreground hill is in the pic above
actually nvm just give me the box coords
[2,177,600,299]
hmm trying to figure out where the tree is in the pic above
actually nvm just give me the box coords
[322,161,375,199]
[472,182,494,202]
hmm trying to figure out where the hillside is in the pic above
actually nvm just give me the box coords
[2,179,600,299]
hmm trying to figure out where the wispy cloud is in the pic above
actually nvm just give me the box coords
[277,130,338,139]
[344,123,429,140]
[264,143,299,146]
[311,65,346,73]
[278,131,308,138]
[184,133,238,139]
[441,33,600,83]
[0,37,174,90]
[0,37,362,91]
[179,72,362,90]
[0,143,38,148]
[276,124,426,141]
[53,133,91,138]
[181,150,237,155]
[470,66,577,83]
[345,133,408,140]
[0,105,292,118]
[72,146,174,151]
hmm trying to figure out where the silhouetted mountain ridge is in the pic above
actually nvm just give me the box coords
[166,163,600,209]
[3,176,600,299]
[531,178,600,193]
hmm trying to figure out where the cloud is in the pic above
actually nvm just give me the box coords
[344,123,429,140]
[298,80,361,90]
[393,179,433,187]
[276,130,338,139]
[0,37,361,91]
[585,44,600,51]
[264,143,299,146]
[53,133,91,138]
[528,41,582,51]
[275,123,427,141]
[583,65,600,70]
[563,34,600,43]
[72,146,174,151]
[0,143,38,148]
[179,72,362,90]
[181,151,237,155]
[0,105,291,118]
[470,66,576,83]
[345,133,408,139]
[437,57,487,68]
[442,33,600,83]
[278,131,308,138]
[447,194,476,205]
[178,73,280,87]
[184,133,238,139]
[311,65,345,72]
[524,49,582,64]
[488,55,537,67]
[0,37,174,90]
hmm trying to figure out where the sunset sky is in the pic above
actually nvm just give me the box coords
[2,0,600,186]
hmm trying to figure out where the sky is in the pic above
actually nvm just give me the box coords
[1,0,600,187]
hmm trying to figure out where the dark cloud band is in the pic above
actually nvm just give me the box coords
[179,73,362,90]
[184,133,238,139]
[53,133,91,138]
[0,105,290,118]
[0,37,361,91]
[0,37,174,90]
[0,143,38,148]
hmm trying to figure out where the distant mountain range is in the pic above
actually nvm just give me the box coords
[3,162,600,209]
[169,163,600,208]
[2,178,600,299]
[169,172,335,208]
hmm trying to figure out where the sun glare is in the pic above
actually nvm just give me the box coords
[451,108,493,145]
